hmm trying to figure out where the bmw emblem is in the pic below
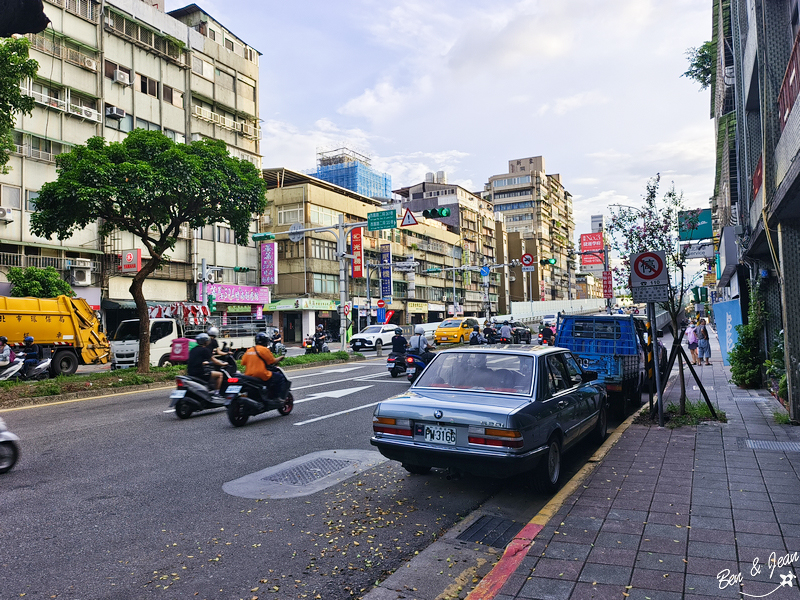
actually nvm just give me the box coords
[434,410,443,420]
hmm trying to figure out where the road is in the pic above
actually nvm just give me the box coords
[0,355,630,600]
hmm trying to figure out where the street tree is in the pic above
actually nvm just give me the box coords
[606,174,702,415]
[7,265,75,298]
[31,129,267,372]
[0,37,38,174]
[682,41,715,90]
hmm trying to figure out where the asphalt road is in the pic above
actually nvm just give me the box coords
[0,355,629,600]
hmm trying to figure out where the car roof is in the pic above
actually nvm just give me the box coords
[436,345,564,357]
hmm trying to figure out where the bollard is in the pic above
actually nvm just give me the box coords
[376,342,382,357]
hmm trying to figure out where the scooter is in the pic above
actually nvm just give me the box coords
[270,341,287,357]
[223,367,294,427]
[387,352,407,377]
[0,357,52,381]
[170,353,238,419]
[0,417,20,474]
[304,335,329,354]
[405,353,427,384]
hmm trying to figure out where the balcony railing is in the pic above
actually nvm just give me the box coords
[44,0,101,23]
[27,33,98,72]
[779,29,800,131]
[192,105,262,139]
[0,253,101,271]
[68,103,101,122]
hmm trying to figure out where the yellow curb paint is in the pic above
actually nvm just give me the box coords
[0,385,173,413]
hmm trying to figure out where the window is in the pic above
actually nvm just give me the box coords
[312,273,338,294]
[492,175,531,188]
[135,118,160,131]
[150,321,174,343]
[562,354,584,386]
[105,113,133,132]
[215,68,235,90]
[191,55,214,80]
[164,129,186,144]
[311,239,337,261]
[309,204,341,227]
[104,60,131,80]
[224,39,234,51]
[1,185,21,209]
[217,226,232,244]
[163,85,183,107]
[546,355,570,393]
[278,240,302,259]
[238,77,256,101]
[278,204,303,225]
[137,74,158,98]
[25,190,38,211]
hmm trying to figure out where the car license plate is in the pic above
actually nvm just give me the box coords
[170,390,186,399]
[226,385,242,394]
[424,425,456,445]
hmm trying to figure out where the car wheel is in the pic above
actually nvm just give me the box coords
[175,399,193,419]
[592,402,608,445]
[227,398,249,427]
[278,392,294,416]
[234,349,246,361]
[535,435,562,493]
[459,336,465,344]
[158,354,172,368]
[403,464,432,475]
[51,350,79,376]
[375,340,382,353]
[390,368,400,378]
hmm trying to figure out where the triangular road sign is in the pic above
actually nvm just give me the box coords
[400,208,418,227]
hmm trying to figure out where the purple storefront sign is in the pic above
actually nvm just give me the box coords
[261,242,278,286]
[197,284,270,304]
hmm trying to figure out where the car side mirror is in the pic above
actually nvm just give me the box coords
[581,370,598,383]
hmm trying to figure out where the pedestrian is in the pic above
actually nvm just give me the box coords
[686,320,699,365]
[696,318,711,365]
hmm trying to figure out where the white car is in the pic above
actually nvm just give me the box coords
[541,314,557,327]
[350,324,398,352]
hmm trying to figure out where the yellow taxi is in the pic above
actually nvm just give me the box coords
[434,317,481,344]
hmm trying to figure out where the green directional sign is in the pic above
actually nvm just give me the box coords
[368,210,397,232]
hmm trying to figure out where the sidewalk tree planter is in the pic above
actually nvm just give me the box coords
[728,285,765,389]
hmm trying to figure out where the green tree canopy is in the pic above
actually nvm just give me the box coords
[682,41,715,90]
[32,129,268,371]
[6,266,75,298]
[0,37,39,174]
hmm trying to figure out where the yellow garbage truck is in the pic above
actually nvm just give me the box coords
[0,295,111,376]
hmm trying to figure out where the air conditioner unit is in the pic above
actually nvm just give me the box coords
[71,267,91,286]
[105,106,125,119]
[0,207,14,223]
[113,70,130,85]
[71,258,92,269]
[83,107,95,119]
[83,57,97,71]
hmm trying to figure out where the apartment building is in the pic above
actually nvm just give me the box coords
[484,156,576,301]
[1,0,262,332]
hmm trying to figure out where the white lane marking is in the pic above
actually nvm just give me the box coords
[295,385,373,404]
[320,366,368,374]
[164,409,175,413]
[292,371,389,390]
[294,401,381,426]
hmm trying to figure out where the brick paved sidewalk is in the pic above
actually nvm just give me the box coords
[497,328,800,600]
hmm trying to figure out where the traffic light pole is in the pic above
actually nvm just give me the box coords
[364,260,419,327]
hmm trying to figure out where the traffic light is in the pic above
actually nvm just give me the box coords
[233,266,251,272]
[691,287,700,303]
[700,287,708,302]
[252,232,275,242]
[539,258,557,266]
[422,207,451,219]
[207,294,216,312]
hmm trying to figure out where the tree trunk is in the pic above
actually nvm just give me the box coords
[129,256,161,374]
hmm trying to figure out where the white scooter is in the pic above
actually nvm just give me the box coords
[0,417,19,474]
[0,357,52,381]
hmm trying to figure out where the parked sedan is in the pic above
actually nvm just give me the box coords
[370,346,607,490]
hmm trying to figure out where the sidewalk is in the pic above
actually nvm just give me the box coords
[492,328,800,600]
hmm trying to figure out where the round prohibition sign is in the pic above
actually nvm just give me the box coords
[521,253,534,267]
[343,304,350,316]
[633,252,664,281]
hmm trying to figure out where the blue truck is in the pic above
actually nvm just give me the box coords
[555,314,660,415]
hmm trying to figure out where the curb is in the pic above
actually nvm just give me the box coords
[465,402,649,600]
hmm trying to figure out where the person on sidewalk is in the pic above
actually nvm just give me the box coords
[686,320,699,365]
[696,318,711,365]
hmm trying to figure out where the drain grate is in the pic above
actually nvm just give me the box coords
[745,439,800,452]
[456,515,525,548]
[263,457,354,486]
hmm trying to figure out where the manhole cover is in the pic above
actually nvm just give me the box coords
[263,457,354,486]
[745,439,800,452]
[456,515,525,548]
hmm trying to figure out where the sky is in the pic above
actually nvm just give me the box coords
[165,0,715,241]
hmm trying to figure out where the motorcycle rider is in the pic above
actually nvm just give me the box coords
[21,336,40,375]
[313,325,326,354]
[0,337,11,367]
[187,333,226,396]
[409,325,435,364]
[270,328,283,354]
[540,324,554,345]
[483,321,496,343]
[242,332,287,399]
[469,325,485,345]
[499,321,513,342]
[390,327,408,354]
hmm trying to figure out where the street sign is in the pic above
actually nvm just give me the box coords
[400,209,418,227]
[522,266,536,273]
[376,299,386,308]
[681,242,714,259]
[121,249,141,273]
[393,261,418,272]
[288,222,305,243]
[368,210,397,232]
[631,251,668,287]
[520,253,534,267]
[602,271,613,299]
[377,307,386,323]
[480,266,490,277]
[343,304,350,316]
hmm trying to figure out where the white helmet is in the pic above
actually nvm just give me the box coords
[415,325,425,335]
[207,326,219,337]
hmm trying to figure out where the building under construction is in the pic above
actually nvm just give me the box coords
[312,147,392,200]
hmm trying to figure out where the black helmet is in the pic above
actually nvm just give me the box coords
[503,321,509,325]
[195,333,210,345]
[255,332,269,346]
[395,327,403,335]
[0,336,6,344]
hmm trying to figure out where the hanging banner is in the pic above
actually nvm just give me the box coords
[380,243,392,300]
[580,233,604,266]
[260,242,278,285]
[713,299,743,366]
[602,271,614,299]
[679,208,713,241]
[351,228,364,278]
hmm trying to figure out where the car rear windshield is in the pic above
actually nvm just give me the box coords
[415,352,534,394]
[439,319,461,328]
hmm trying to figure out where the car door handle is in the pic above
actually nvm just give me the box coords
[557,400,568,408]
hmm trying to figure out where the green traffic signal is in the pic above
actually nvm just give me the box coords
[252,232,275,241]
[700,287,708,302]
[691,287,700,303]
[422,207,451,219]
[233,266,251,272]
[539,258,557,266]
[207,294,216,312]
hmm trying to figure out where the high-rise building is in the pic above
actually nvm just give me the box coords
[311,147,392,201]
[1,0,262,329]
[484,156,575,300]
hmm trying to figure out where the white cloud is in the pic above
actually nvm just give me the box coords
[537,91,610,116]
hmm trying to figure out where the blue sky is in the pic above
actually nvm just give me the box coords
[166,0,714,239]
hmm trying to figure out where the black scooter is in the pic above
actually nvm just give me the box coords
[169,347,237,419]
[387,352,407,377]
[224,366,294,427]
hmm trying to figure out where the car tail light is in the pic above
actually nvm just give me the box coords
[373,416,412,436]
[227,377,239,383]
[467,426,523,449]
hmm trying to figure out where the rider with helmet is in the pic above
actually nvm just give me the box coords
[499,321,513,341]
[391,327,408,354]
[313,324,327,354]
[21,336,40,375]
[483,321,496,343]
[242,332,287,398]
[409,325,435,364]
[206,326,224,355]
[187,333,226,396]
[270,328,283,354]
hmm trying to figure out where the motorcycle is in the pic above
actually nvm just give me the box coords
[0,357,52,381]
[169,352,238,419]
[387,352,407,377]
[0,417,19,474]
[405,353,427,383]
[304,334,330,354]
[270,340,287,357]
[223,367,294,427]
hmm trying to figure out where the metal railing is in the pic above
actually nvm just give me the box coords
[0,253,101,271]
